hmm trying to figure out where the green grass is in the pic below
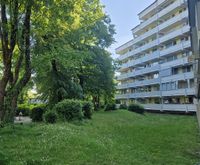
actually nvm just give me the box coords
[0,110,200,165]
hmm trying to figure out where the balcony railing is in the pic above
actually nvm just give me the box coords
[119,28,190,71]
[143,104,196,112]
[160,40,191,58]
[161,56,190,70]
[118,10,189,61]
[116,91,161,99]
[118,65,160,80]
[133,0,187,34]
[120,51,160,70]
[117,78,160,90]
[161,72,194,83]
[162,88,195,97]
[119,25,189,63]
[132,11,189,46]
[116,88,195,100]
[118,55,191,81]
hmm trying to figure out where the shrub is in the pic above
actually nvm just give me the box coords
[53,99,83,121]
[81,101,93,119]
[16,105,30,116]
[105,103,116,111]
[128,103,145,114]
[0,151,9,165]
[119,104,127,110]
[31,105,46,122]
[44,111,57,124]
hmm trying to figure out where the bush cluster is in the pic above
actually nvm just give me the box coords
[31,105,46,122]
[119,104,127,110]
[81,101,93,119]
[52,99,94,122]
[53,99,83,121]
[105,103,116,111]
[44,110,57,124]
[128,103,145,114]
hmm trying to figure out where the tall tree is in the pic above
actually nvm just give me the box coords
[0,0,33,123]
[0,0,105,124]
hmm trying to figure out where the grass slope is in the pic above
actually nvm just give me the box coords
[0,110,200,165]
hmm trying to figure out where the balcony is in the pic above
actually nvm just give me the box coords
[161,57,190,70]
[116,91,161,99]
[120,51,160,70]
[116,40,134,54]
[160,40,191,58]
[119,25,189,62]
[133,0,187,34]
[159,25,190,44]
[117,78,160,90]
[115,93,130,100]
[162,88,195,97]
[143,104,196,112]
[117,65,160,80]
[132,11,189,46]
[161,72,194,83]
[159,10,188,31]
[118,55,192,81]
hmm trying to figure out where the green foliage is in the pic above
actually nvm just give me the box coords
[35,59,83,105]
[16,105,30,116]
[128,104,145,114]
[53,99,83,121]
[105,103,116,111]
[81,101,93,119]
[0,111,199,164]
[0,151,9,165]
[44,111,58,124]
[32,2,116,107]
[119,104,127,110]
[31,105,46,122]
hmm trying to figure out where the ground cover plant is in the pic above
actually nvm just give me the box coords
[0,110,199,165]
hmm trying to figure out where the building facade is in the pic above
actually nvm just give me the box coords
[116,0,197,112]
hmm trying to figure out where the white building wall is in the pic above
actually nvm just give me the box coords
[115,0,196,112]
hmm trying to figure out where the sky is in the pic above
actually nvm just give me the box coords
[100,0,155,58]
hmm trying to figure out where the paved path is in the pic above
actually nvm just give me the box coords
[14,116,32,124]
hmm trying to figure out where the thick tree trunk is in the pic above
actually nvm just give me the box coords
[0,0,33,123]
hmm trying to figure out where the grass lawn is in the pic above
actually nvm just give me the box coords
[0,110,200,165]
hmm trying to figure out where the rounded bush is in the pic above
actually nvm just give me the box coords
[119,104,127,110]
[44,111,57,124]
[53,99,83,121]
[31,105,46,122]
[128,103,145,114]
[82,101,93,119]
[105,103,116,111]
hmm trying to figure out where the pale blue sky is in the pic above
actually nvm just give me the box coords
[100,0,155,57]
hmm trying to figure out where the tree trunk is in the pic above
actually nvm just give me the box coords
[0,0,33,123]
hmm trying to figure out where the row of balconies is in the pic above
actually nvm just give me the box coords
[118,55,191,80]
[142,103,196,112]
[117,78,160,90]
[117,72,194,90]
[116,88,195,99]
[119,22,189,62]
[120,28,190,71]
[132,0,187,35]
[131,10,189,47]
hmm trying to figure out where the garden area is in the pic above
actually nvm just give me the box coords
[0,110,200,165]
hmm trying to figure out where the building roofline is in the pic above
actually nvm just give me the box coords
[131,0,157,31]
[138,0,157,16]
[115,39,133,52]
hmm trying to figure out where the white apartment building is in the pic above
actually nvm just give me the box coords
[116,0,197,112]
